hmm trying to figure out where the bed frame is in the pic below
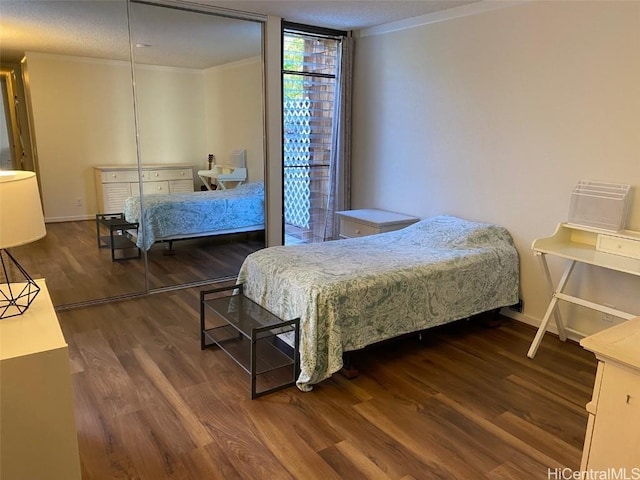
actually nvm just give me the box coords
[152,224,264,253]
[338,307,504,379]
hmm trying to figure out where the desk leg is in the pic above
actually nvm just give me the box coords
[198,175,214,191]
[538,254,568,342]
[527,258,575,358]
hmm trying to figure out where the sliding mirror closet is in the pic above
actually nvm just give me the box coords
[0,0,266,307]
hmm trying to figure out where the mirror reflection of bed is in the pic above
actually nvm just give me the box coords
[123,178,265,254]
[0,1,267,307]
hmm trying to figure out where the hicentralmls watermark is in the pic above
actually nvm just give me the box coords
[548,468,640,480]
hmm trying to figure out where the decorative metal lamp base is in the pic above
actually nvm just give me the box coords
[0,249,40,319]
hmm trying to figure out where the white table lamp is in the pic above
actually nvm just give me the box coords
[0,170,47,319]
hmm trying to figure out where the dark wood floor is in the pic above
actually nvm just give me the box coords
[57,287,597,480]
[13,220,264,307]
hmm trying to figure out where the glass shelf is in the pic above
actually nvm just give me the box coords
[200,284,299,399]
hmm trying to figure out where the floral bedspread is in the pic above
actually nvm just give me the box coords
[123,182,264,250]
[237,215,519,391]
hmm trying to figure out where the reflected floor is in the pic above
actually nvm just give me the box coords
[13,220,265,308]
[284,234,306,245]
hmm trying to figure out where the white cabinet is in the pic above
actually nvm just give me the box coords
[0,279,81,480]
[335,209,419,239]
[94,164,194,213]
[580,317,640,470]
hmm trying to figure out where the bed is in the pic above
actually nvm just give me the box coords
[123,181,264,250]
[236,215,520,391]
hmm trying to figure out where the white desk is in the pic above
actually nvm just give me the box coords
[197,166,247,190]
[0,279,81,480]
[527,223,640,358]
[198,150,248,190]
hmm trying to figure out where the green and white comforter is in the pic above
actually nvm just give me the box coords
[237,215,519,391]
[123,182,264,250]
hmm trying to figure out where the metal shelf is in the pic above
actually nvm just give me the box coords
[95,213,141,261]
[200,284,300,399]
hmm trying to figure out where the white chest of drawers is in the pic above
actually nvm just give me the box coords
[580,316,640,470]
[94,164,194,213]
[0,279,81,480]
[335,209,419,239]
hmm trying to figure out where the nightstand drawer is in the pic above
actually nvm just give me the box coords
[340,219,378,238]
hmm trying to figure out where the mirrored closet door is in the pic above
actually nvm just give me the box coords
[128,0,266,292]
[0,0,266,307]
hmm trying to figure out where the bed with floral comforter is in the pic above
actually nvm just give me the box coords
[237,215,519,391]
[123,181,264,250]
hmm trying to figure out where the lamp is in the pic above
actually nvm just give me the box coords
[0,170,46,319]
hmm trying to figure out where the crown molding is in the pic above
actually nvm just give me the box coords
[359,0,531,38]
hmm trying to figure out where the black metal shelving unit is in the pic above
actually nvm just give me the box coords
[200,284,300,399]
[95,213,141,261]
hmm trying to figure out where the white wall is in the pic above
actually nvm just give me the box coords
[25,51,265,220]
[352,1,640,337]
[134,64,206,168]
[26,53,138,221]
[203,56,264,181]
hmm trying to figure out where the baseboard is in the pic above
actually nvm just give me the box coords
[45,214,94,223]
[499,308,584,344]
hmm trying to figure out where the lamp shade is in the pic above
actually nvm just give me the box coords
[0,171,46,248]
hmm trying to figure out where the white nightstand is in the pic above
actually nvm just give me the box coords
[335,209,419,239]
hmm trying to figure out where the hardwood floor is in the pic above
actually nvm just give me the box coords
[57,288,597,480]
[12,220,264,307]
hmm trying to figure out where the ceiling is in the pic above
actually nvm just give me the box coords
[0,0,480,69]
[204,0,480,30]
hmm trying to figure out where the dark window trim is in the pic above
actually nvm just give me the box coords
[282,21,347,39]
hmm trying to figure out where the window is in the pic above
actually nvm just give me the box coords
[282,24,348,244]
